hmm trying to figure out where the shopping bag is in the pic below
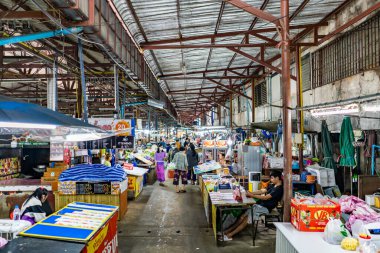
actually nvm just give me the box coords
[323,218,350,245]
[167,162,176,170]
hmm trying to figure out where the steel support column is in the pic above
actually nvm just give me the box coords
[229,94,233,129]
[121,77,126,119]
[78,39,88,122]
[251,79,255,123]
[218,105,222,126]
[281,0,292,223]
[114,65,120,119]
[296,46,304,172]
[47,59,58,111]
[155,113,158,142]
[148,110,151,142]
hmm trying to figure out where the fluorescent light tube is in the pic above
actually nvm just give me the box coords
[311,104,359,117]
[0,121,57,129]
[362,104,380,112]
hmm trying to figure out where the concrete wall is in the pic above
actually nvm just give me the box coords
[218,0,380,131]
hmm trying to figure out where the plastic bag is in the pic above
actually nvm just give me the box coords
[351,220,366,238]
[324,218,350,245]
[167,162,176,170]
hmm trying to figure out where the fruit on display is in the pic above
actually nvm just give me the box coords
[359,233,371,240]
[341,237,359,251]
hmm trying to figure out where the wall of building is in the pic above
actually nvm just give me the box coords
[217,0,380,131]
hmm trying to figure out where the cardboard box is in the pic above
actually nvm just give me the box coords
[291,198,341,232]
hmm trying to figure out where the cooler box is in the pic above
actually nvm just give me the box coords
[291,198,341,232]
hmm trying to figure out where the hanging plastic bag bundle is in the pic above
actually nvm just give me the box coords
[324,218,350,245]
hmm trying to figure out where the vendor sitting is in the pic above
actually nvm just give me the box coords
[20,187,49,225]
[223,170,283,241]
[104,153,112,167]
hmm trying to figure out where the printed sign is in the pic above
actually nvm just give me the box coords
[115,136,134,149]
[88,118,135,136]
[85,210,118,253]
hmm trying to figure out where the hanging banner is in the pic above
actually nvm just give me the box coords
[88,118,135,136]
[115,136,134,149]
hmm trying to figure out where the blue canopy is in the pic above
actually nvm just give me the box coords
[0,95,95,128]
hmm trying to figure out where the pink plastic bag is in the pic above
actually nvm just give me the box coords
[340,196,380,230]
[0,237,7,248]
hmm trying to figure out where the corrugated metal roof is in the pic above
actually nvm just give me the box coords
[114,0,347,114]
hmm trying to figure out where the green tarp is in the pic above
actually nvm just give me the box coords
[339,117,356,167]
[321,120,337,172]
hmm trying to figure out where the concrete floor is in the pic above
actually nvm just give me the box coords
[118,181,276,253]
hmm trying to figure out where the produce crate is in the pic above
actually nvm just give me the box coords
[291,198,340,232]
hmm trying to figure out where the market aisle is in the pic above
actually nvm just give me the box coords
[118,181,276,253]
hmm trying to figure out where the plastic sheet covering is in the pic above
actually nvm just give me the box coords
[59,164,126,182]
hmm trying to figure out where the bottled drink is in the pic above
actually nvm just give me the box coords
[13,205,21,223]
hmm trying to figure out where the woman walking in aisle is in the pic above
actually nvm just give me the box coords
[155,145,167,187]
[186,143,199,185]
[172,146,188,193]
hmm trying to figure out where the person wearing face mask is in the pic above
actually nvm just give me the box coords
[154,145,167,186]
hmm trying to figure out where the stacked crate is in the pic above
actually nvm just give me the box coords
[41,162,67,191]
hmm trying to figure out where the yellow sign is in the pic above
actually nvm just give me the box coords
[87,224,109,253]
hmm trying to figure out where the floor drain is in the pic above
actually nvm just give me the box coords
[205,230,209,233]
[147,231,152,233]
[176,230,181,233]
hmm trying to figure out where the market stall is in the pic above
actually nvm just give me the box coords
[55,164,128,219]
[198,171,257,246]
[2,202,119,253]
[123,163,148,199]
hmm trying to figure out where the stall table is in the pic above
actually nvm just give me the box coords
[275,222,349,253]
[209,191,256,246]
[17,202,119,253]
[125,166,148,199]
[1,237,85,253]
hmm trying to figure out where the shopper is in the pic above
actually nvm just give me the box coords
[155,145,167,187]
[184,137,190,149]
[159,137,167,149]
[186,143,199,185]
[172,146,188,193]
[169,141,180,162]
[222,170,283,241]
[20,187,49,225]
[104,153,112,167]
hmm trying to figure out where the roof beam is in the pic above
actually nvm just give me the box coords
[228,47,297,81]
[318,1,380,45]
[143,43,276,50]
[159,66,259,78]
[199,94,229,109]
[224,0,280,25]
[161,75,259,80]
[207,78,251,100]
[140,24,326,47]
[0,11,49,19]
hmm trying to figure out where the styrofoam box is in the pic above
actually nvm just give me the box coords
[325,168,336,186]
[306,167,328,187]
